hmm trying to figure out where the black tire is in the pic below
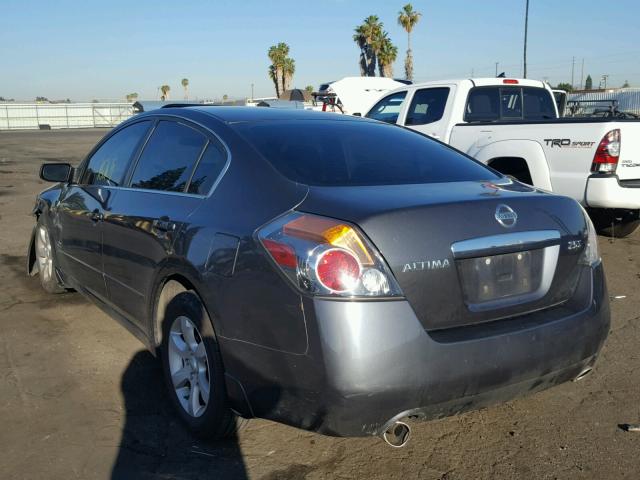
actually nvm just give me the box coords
[34,218,65,294]
[160,290,243,439]
[588,208,640,238]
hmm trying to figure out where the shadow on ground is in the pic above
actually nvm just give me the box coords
[111,351,248,479]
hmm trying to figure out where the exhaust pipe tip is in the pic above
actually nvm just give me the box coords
[382,421,411,448]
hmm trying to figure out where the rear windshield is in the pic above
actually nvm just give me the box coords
[235,119,500,186]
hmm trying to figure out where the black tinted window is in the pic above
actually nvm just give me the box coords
[187,141,227,195]
[236,120,499,186]
[405,88,449,125]
[83,121,150,186]
[466,86,556,122]
[523,88,556,119]
[130,121,207,192]
[366,92,406,124]
[465,88,499,122]
[500,88,523,118]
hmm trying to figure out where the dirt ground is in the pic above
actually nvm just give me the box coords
[1,129,639,480]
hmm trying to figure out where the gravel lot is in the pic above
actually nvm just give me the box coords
[1,129,640,480]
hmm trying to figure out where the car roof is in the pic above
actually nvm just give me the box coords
[168,105,373,124]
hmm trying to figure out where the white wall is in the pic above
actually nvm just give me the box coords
[0,103,134,130]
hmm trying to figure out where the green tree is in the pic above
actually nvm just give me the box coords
[160,85,170,101]
[305,85,314,94]
[556,82,573,93]
[374,32,398,77]
[125,93,138,102]
[398,4,422,81]
[268,42,292,97]
[181,78,189,99]
[222,94,229,102]
[353,16,383,76]
[622,80,630,88]
[282,57,295,91]
[585,75,593,90]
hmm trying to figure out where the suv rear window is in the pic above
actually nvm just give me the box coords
[465,86,555,122]
[235,120,499,186]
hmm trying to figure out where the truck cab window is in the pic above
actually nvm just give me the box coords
[366,92,407,124]
[405,88,450,126]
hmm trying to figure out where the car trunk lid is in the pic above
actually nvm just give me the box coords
[298,180,587,331]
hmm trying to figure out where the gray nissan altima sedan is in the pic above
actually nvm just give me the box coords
[28,106,609,447]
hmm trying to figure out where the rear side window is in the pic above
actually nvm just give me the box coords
[187,141,227,195]
[235,120,499,186]
[130,121,207,192]
[83,121,151,186]
[466,86,555,122]
[366,92,406,124]
[405,88,449,125]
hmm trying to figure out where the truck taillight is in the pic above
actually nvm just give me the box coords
[258,212,403,298]
[591,129,620,173]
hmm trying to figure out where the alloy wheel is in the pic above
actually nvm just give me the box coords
[168,315,211,417]
[35,225,54,283]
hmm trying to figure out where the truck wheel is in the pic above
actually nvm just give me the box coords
[588,208,640,238]
[160,290,245,439]
[35,220,66,293]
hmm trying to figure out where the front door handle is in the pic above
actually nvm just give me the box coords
[90,209,104,223]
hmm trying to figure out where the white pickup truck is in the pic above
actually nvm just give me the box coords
[363,78,640,237]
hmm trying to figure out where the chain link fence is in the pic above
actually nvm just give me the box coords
[0,103,134,130]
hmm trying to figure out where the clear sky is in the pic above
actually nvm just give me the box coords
[1,0,639,101]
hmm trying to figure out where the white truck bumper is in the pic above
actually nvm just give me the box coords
[585,175,640,210]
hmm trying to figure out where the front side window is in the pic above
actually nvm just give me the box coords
[405,88,450,125]
[130,121,207,192]
[82,121,151,186]
[366,92,407,124]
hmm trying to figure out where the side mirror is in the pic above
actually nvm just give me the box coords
[40,163,73,183]
[352,112,362,117]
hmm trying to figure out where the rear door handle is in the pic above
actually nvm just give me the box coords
[153,217,175,232]
[90,209,104,223]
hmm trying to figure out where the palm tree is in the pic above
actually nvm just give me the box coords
[282,57,295,91]
[376,33,398,78]
[353,16,383,76]
[160,84,170,101]
[268,42,290,97]
[398,4,422,81]
[181,78,189,100]
[125,92,138,102]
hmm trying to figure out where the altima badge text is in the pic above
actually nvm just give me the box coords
[402,259,451,273]
[495,204,518,228]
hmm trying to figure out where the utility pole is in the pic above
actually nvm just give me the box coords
[580,58,584,90]
[523,0,529,78]
[251,83,254,101]
[571,56,575,89]
[495,62,499,77]
[602,75,609,90]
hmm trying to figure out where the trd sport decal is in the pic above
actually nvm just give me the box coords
[544,139,596,148]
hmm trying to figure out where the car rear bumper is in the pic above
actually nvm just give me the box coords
[586,174,640,209]
[306,262,609,437]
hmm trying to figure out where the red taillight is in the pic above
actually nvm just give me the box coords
[258,212,403,298]
[503,79,519,84]
[591,129,620,173]
[262,239,297,268]
[315,248,361,292]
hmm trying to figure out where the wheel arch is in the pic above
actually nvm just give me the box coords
[475,139,553,190]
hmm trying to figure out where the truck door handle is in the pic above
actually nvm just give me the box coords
[90,209,104,223]
[153,217,175,232]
